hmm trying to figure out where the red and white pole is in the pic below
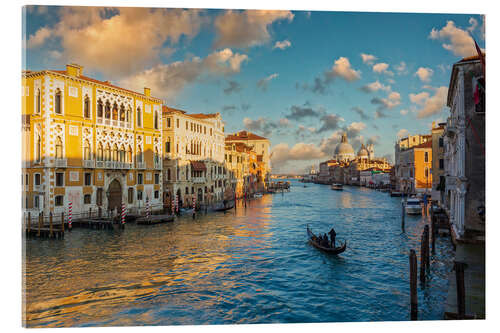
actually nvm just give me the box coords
[68,201,72,229]
[146,198,150,219]
[192,196,196,219]
[121,202,125,225]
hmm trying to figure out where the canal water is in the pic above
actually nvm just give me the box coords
[24,180,454,327]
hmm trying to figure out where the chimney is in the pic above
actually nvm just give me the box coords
[66,63,83,77]
[144,87,151,97]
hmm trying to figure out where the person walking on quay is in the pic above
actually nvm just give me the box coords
[328,227,336,248]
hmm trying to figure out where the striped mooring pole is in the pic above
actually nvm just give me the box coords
[146,198,150,220]
[175,195,179,214]
[121,202,126,225]
[192,196,196,219]
[68,201,72,230]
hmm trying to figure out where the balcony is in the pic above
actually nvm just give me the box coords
[192,177,205,184]
[83,160,95,168]
[96,160,105,168]
[137,162,146,169]
[33,184,42,192]
[105,161,114,169]
[154,161,162,170]
[55,158,67,168]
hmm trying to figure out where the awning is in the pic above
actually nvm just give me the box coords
[190,161,207,172]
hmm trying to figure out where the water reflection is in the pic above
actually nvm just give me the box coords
[24,181,454,327]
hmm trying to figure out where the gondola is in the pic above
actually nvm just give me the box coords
[214,202,235,212]
[136,214,174,225]
[307,225,347,254]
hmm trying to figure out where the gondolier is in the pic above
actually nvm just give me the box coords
[328,227,336,248]
[307,225,346,255]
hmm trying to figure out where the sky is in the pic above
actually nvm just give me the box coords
[23,6,485,173]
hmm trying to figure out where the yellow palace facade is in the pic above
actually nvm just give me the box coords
[21,64,163,217]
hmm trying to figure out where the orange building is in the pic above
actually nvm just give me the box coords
[398,140,432,193]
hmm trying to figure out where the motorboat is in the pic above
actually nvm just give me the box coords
[405,197,422,215]
[331,183,343,191]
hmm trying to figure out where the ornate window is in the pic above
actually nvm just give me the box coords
[119,145,125,162]
[84,139,91,160]
[126,106,131,123]
[137,107,142,127]
[112,144,118,161]
[54,89,62,114]
[97,142,103,161]
[154,111,159,129]
[137,146,143,163]
[35,134,41,163]
[127,145,132,163]
[105,101,111,119]
[120,104,125,121]
[112,103,118,120]
[97,99,103,118]
[84,95,90,118]
[36,89,41,114]
[105,144,111,161]
[55,136,63,158]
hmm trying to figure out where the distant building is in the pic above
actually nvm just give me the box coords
[442,54,485,242]
[394,133,432,192]
[397,140,432,193]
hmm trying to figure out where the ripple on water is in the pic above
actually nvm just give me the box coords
[24,181,454,327]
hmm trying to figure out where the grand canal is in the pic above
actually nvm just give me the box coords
[24,180,454,327]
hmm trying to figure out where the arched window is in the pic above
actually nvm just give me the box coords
[120,104,125,121]
[119,145,125,162]
[154,111,159,129]
[127,146,132,163]
[54,89,62,114]
[36,89,41,114]
[35,134,41,162]
[112,144,118,161]
[137,146,143,163]
[105,101,111,119]
[137,107,142,127]
[112,103,118,120]
[97,99,103,118]
[167,168,171,181]
[97,142,103,161]
[126,106,131,123]
[84,95,90,118]
[55,136,63,158]
[105,144,111,161]
[84,139,91,160]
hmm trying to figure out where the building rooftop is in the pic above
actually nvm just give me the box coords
[413,140,433,149]
[226,130,268,141]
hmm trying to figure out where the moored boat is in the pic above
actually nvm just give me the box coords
[136,214,175,225]
[404,198,422,215]
[331,183,343,191]
[306,225,347,254]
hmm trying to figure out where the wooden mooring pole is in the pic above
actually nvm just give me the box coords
[61,212,64,232]
[454,261,466,319]
[401,201,405,232]
[424,225,430,271]
[420,232,426,284]
[49,212,53,237]
[27,212,31,235]
[37,212,42,237]
[409,249,418,320]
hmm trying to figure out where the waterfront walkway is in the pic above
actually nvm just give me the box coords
[444,242,485,319]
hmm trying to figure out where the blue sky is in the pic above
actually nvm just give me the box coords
[23,6,485,173]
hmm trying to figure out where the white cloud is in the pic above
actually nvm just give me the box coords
[271,142,326,170]
[257,73,279,91]
[273,39,291,50]
[409,91,430,105]
[400,109,409,115]
[214,10,294,49]
[328,57,361,82]
[373,62,394,76]
[394,61,408,75]
[120,48,248,99]
[409,86,449,119]
[360,80,391,93]
[397,129,409,139]
[361,53,377,65]
[26,7,208,77]
[429,20,478,57]
[415,67,434,82]
[467,17,478,32]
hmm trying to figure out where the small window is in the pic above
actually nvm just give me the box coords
[474,77,485,114]
[185,187,189,194]
[34,195,40,209]
[137,190,143,201]
[439,159,444,170]
[84,95,90,118]
[84,172,91,186]
[154,173,159,184]
[439,137,444,148]
[137,107,142,127]
[56,172,64,187]
[167,118,171,128]
[166,141,171,153]
[176,118,179,128]
[154,190,159,199]
[137,173,143,185]
[34,173,41,186]
[84,194,91,204]
[167,168,171,181]
[36,89,41,114]
[424,152,429,163]
[97,188,103,206]
[55,195,64,206]
[55,89,62,114]
[25,174,29,186]
[128,187,134,204]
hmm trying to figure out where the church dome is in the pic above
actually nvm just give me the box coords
[357,144,369,158]
[334,133,355,161]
